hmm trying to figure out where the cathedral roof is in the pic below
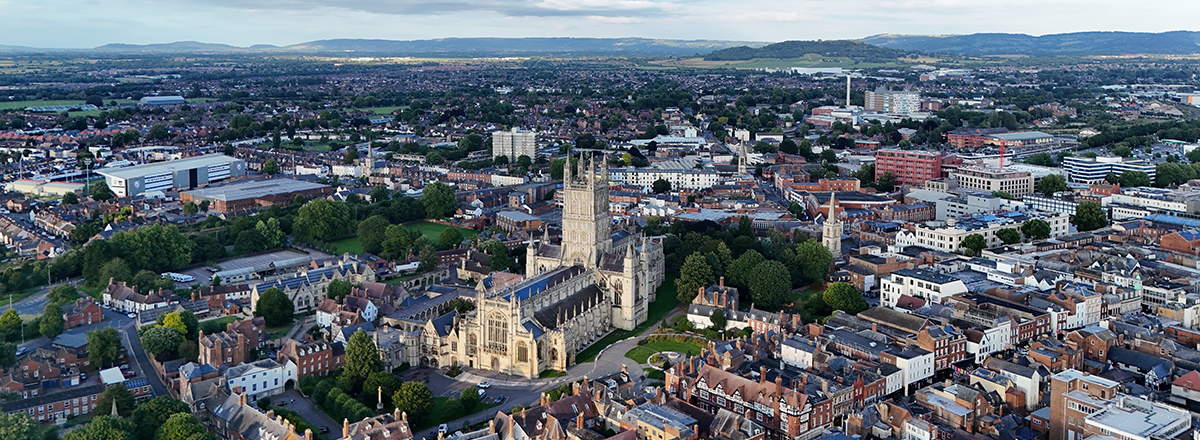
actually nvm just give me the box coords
[504,266,585,302]
[535,285,604,330]
[599,252,625,272]
[536,245,562,259]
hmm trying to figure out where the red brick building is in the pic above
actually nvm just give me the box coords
[62,297,103,329]
[917,325,967,372]
[276,339,343,378]
[0,383,105,424]
[1161,230,1200,255]
[945,128,1009,150]
[874,150,945,186]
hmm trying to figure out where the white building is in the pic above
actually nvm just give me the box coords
[881,269,969,309]
[1063,156,1156,184]
[885,347,934,394]
[616,168,720,191]
[966,323,1012,363]
[492,128,537,160]
[1085,395,1191,440]
[894,212,1071,253]
[223,359,297,402]
[780,337,819,370]
[330,165,361,178]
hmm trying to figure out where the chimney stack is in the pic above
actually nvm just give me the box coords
[267,409,275,419]
[760,366,767,384]
[622,364,628,375]
[577,413,585,430]
[719,277,724,288]
[489,420,496,434]
[694,425,699,439]
[343,419,350,438]
[305,429,313,440]
[236,387,246,407]
[402,412,408,422]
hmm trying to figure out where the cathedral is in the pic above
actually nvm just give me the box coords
[423,154,665,378]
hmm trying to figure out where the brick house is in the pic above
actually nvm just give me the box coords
[63,297,103,328]
[276,339,344,378]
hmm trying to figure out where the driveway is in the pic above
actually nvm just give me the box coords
[276,388,337,433]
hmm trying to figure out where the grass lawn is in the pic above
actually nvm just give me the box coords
[352,106,406,115]
[80,285,103,300]
[0,287,40,306]
[539,370,567,378]
[790,288,833,323]
[415,397,502,431]
[265,319,298,338]
[624,340,705,364]
[406,221,476,242]
[329,237,364,255]
[200,315,239,333]
[577,275,681,363]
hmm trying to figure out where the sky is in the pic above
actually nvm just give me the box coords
[1,0,1198,48]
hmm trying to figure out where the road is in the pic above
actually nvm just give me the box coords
[7,278,82,316]
[277,388,338,433]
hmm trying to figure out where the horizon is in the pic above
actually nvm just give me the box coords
[0,0,1197,49]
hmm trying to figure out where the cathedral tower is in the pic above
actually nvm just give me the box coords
[822,193,842,259]
[560,154,612,266]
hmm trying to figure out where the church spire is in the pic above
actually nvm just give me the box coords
[564,153,572,183]
[828,192,838,220]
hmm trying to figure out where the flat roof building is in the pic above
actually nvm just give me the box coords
[98,154,246,197]
[492,127,537,160]
[1063,156,1156,184]
[180,178,331,212]
[139,96,186,106]
[952,166,1036,196]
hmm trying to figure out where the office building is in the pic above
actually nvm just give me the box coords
[98,154,246,197]
[492,127,538,160]
[952,166,1036,196]
[875,150,945,186]
[1063,156,1156,184]
[865,87,920,114]
[895,211,1071,253]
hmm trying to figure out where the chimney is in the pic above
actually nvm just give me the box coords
[760,366,767,384]
[191,291,197,302]
[305,429,313,440]
[267,410,275,420]
[622,364,628,375]
[698,286,705,302]
[775,375,783,392]
[394,408,402,422]
[872,323,878,333]
[489,420,496,434]
[402,412,408,422]
[343,419,350,438]
[719,277,724,288]
[438,432,444,440]
[577,413,585,429]
[237,388,246,407]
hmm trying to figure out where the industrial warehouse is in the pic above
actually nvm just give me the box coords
[97,154,246,197]
[179,178,331,212]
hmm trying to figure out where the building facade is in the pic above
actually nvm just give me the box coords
[875,150,944,186]
[492,128,538,160]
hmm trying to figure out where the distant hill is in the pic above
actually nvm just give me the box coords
[862,31,1200,56]
[279,37,764,56]
[0,38,764,56]
[703,40,912,61]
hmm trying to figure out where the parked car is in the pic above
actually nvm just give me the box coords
[320,427,329,434]
[476,381,490,389]
[119,364,130,370]
[438,425,448,435]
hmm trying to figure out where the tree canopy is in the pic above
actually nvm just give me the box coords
[748,261,791,309]
[1073,201,1107,231]
[1020,219,1051,240]
[392,382,434,426]
[254,288,294,326]
[294,198,353,241]
[343,329,383,381]
[823,282,868,314]
[421,182,457,219]
[675,253,714,304]
[96,384,136,418]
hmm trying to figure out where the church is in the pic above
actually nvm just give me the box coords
[422,154,665,378]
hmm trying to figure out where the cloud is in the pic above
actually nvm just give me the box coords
[724,11,818,22]
[586,15,640,24]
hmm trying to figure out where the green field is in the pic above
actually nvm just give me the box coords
[624,340,705,364]
[352,106,407,115]
[0,99,140,111]
[329,237,364,255]
[576,275,681,363]
[408,221,476,242]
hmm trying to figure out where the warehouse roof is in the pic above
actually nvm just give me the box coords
[183,178,327,202]
[98,154,238,179]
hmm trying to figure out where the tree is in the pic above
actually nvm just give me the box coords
[709,309,727,331]
[39,303,64,339]
[147,124,170,141]
[370,185,390,202]
[876,172,896,192]
[327,279,353,300]
[823,282,868,314]
[65,416,133,440]
[794,241,834,285]
[142,327,184,357]
[62,191,78,205]
[254,288,294,326]
[363,371,403,407]
[199,200,210,212]
[460,386,482,413]
[160,313,188,335]
[255,218,284,249]
[344,148,360,165]
[749,261,791,309]
[996,228,1022,244]
[262,159,280,175]
[1023,152,1055,166]
[393,382,434,426]
[88,327,122,368]
[1021,219,1051,240]
[0,341,15,367]
[1074,201,1107,231]
[182,201,197,216]
[421,182,457,219]
[1035,174,1068,197]
[257,397,271,410]
[48,284,79,306]
[0,412,46,440]
[294,198,353,241]
[991,191,1014,200]
[344,329,382,381]
[652,179,671,194]
[1104,172,1120,184]
[0,308,20,340]
[357,215,391,254]
[1119,171,1151,187]
[727,250,765,289]
[675,253,714,304]
[92,180,115,201]
[96,384,136,418]
[425,151,444,165]
[132,396,191,440]
[234,229,267,254]
[438,227,464,249]
[1113,145,1132,158]
[155,413,207,440]
[961,234,987,256]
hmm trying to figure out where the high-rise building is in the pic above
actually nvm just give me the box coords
[875,150,945,186]
[865,87,920,114]
[492,127,537,160]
